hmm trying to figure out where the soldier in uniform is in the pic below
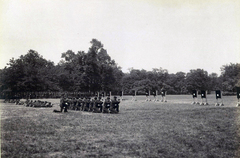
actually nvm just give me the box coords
[131,90,136,101]
[24,99,30,107]
[82,97,87,111]
[200,90,208,105]
[45,101,53,107]
[161,88,167,102]
[215,90,224,106]
[80,97,85,111]
[93,96,103,113]
[60,97,68,112]
[29,100,33,107]
[119,91,123,102]
[83,97,91,111]
[31,100,37,107]
[110,96,120,113]
[152,91,156,102]
[236,87,240,107]
[101,92,105,100]
[145,91,150,102]
[53,97,68,113]
[192,90,199,104]
[75,98,82,110]
[102,96,111,113]
[35,100,43,107]
[72,98,78,110]
[68,98,74,110]
[89,97,97,112]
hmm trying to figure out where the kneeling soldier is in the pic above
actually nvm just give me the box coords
[110,96,120,113]
[46,101,53,107]
[75,98,82,110]
[80,97,85,111]
[93,97,103,113]
[83,97,91,111]
[72,98,78,110]
[24,99,30,107]
[102,96,111,113]
[68,98,74,110]
[60,98,68,112]
[89,97,96,112]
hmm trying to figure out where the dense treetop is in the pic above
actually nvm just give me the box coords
[0,39,239,96]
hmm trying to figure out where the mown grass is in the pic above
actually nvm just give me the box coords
[1,95,240,157]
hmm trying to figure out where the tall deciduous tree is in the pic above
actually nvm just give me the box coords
[220,63,240,91]
[0,50,58,94]
[186,69,209,92]
[58,39,123,93]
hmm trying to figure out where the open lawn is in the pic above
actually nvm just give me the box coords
[1,95,240,157]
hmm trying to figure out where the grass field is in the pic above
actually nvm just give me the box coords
[1,95,240,157]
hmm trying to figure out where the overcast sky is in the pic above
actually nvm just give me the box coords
[1,0,239,75]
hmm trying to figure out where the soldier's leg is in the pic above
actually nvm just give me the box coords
[96,104,101,112]
[109,104,113,112]
[101,105,104,112]
[64,105,68,112]
[92,104,95,112]
[95,104,100,113]
[81,103,84,111]
[89,103,93,112]
[116,104,119,112]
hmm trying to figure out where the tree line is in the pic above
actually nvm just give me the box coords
[0,39,239,98]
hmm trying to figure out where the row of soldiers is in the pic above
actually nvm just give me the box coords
[2,95,54,107]
[58,95,120,113]
[145,90,167,102]
[4,98,21,104]
[130,89,167,102]
[191,89,240,106]
[23,100,53,108]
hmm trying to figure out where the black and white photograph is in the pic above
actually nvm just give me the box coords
[1,0,240,157]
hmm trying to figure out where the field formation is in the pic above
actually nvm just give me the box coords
[1,95,240,157]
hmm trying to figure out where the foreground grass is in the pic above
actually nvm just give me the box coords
[1,97,240,157]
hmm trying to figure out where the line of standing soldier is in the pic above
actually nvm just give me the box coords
[145,89,167,102]
[59,95,120,113]
[192,90,223,106]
